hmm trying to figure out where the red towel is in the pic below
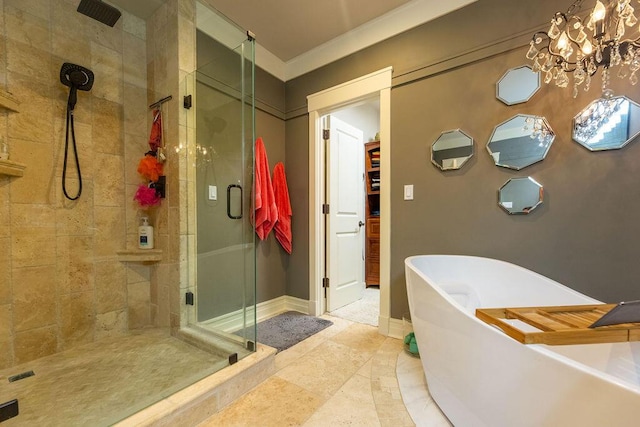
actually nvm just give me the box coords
[253,137,278,240]
[149,109,162,151]
[273,162,292,254]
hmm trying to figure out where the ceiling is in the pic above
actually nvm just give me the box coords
[203,0,412,62]
[108,0,476,80]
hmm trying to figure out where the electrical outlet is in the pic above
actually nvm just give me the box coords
[208,185,217,201]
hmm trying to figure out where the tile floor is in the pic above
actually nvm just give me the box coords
[329,287,380,326]
[1,309,452,426]
[396,351,452,427]
[198,314,451,426]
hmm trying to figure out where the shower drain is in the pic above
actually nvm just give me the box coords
[8,370,34,383]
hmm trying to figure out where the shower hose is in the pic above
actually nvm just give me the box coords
[62,105,82,200]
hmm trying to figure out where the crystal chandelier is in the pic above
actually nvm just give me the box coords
[524,116,555,145]
[527,0,640,97]
[573,89,627,142]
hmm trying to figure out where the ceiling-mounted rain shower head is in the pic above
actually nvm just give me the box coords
[77,0,121,27]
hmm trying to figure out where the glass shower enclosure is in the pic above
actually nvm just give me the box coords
[182,5,256,361]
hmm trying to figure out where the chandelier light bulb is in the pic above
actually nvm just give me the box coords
[527,0,640,97]
[557,32,569,50]
[593,1,607,21]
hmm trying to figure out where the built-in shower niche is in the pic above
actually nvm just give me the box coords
[0,90,23,176]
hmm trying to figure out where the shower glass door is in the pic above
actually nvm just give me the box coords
[184,5,256,358]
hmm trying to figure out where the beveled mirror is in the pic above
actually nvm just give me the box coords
[487,114,554,170]
[431,129,474,171]
[496,65,540,106]
[498,177,543,215]
[573,93,640,151]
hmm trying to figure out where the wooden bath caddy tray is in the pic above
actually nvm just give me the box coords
[476,304,640,345]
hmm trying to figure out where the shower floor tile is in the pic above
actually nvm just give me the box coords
[0,328,228,426]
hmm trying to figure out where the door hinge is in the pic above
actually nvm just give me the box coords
[323,129,330,140]
[322,204,330,214]
[322,277,330,288]
[185,291,194,306]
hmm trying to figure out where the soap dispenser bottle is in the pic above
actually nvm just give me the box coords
[138,217,154,249]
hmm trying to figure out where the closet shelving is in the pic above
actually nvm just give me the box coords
[364,141,380,286]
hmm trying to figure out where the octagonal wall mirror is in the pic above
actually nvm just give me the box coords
[496,65,540,106]
[431,129,474,171]
[498,177,543,215]
[487,114,554,170]
[573,94,640,151]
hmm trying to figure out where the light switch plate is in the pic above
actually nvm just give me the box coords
[404,184,414,201]
[208,185,217,201]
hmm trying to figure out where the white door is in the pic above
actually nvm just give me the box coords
[326,115,365,311]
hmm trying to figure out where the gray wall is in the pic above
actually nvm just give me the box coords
[255,66,287,303]
[255,106,288,302]
[197,31,288,305]
[284,0,640,317]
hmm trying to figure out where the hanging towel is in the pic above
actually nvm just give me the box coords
[149,109,162,152]
[273,162,292,254]
[253,137,278,240]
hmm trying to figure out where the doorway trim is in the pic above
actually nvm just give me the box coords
[307,66,392,335]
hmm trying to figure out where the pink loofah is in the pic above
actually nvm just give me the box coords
[134,184,161,208]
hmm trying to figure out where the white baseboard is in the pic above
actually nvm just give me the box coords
[199,295,403,339]
[286,296,311,315]
[200,296,310,333]
[387,317,404,339]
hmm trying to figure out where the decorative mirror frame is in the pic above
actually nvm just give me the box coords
[430,129,474,171]
[498,176,544,215]
[486,114,555,171]
[572,94,640,151]
[496,65,540,106]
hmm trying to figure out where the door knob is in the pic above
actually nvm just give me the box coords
[358,221,365,227]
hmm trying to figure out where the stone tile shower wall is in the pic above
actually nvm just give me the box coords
[0,0,155,369]
[146,0,196,332]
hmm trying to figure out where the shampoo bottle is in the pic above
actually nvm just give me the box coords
[138,217,154,249]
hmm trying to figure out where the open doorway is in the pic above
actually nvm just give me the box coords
[307,67,392,335]
[326,102,380,326]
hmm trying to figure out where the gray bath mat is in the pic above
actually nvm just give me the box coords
[253,311,332,352]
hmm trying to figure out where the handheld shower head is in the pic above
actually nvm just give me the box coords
[60,63,94,110]
[77,0,121,27]
[60,62,95,201]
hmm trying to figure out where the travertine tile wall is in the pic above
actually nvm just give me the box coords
[146,0,196,331]
[0,0,156,369]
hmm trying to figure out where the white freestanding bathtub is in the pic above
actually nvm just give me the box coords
[405,255,640,427]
